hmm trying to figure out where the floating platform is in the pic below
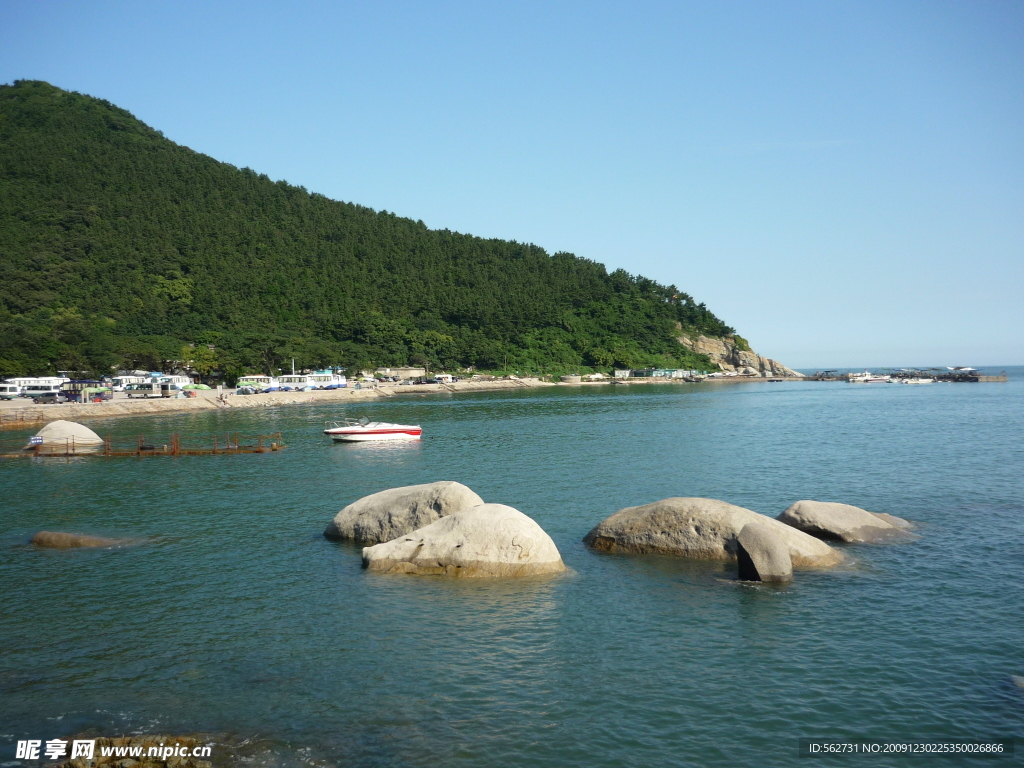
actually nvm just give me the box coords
[1,432,285,458]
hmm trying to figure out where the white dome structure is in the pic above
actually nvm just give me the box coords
[27,420,105,454]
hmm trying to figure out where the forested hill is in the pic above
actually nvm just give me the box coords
[0,80,732,379]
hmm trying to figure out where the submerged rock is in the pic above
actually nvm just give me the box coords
[736,523,793,583]
[50,735,211,768]
[583,497,842,567]
[31,531,127,549]
[362,503,565,577]
[324,481,484,544]
[777,500,912,543]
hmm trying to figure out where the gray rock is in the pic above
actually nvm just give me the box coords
[736,523,793,583]
[676,333,804,377]
[778,500,912,543]
[583,497,842,567]
[31,531,126,549]
[362,503,566,577]
[870,512,915,531]
[324,481,484,543]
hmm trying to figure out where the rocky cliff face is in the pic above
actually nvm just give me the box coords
[678,334,803,378]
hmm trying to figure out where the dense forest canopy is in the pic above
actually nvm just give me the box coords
[0,80,733,380]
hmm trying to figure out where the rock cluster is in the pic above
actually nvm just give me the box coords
[51,735,211,768]
[324,481,483,543]
[582,497,841,567]
[777,500,913,543]
[677,333,803,377]
[326,483,565,578]
[323,485,914,585]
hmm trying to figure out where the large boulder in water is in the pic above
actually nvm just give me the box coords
[32,531,126,549]
[736,523,793,583]
[362,503,566,577]
[583,497,842,567]
[26,420,105,454]
[324,481,484,543]
[777,500,912,543]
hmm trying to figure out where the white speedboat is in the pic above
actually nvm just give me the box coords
[324,417,422,442]
[900,377,934,384]
[848,371,891,383]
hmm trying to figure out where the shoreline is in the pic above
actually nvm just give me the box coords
[0,378,553,430]
[0,375,813,431]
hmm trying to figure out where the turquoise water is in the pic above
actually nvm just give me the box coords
[2,373,1023,767]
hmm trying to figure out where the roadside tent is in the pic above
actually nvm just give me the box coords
[27,420,105,454]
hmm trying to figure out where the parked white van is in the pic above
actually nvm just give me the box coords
[20,383,65,398]
[126,383,163,399]
[0,382,21,400]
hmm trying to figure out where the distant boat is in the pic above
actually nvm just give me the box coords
[324,417,422,442]
[899,377,934,384]
[849,371,891,383]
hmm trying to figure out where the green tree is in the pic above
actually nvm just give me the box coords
[0,80,732,378]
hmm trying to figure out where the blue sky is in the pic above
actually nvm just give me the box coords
[2,0,1021,368]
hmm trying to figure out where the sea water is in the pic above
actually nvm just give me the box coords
[1,372,1022,767]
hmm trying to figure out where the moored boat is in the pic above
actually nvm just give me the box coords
[848,371,891,383]
[324,417,422,442]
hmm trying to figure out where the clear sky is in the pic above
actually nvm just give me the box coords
[2,0,1021,368]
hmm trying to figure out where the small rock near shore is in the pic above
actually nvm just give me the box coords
[324,481,484,544]
[583,497,841,567]
[777,500,912,543]
[736,523,793,583]
[31,531,128,549]
[27,420,105,454]
[362,503,566,577]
